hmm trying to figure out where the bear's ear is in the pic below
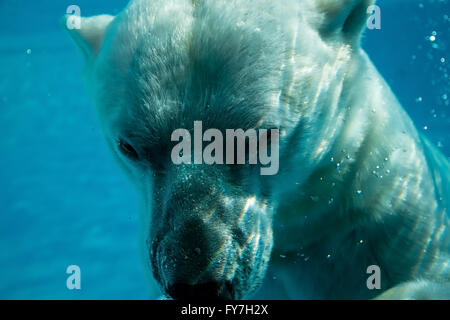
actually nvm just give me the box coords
[62,14,115,61]
[316,0,375,45]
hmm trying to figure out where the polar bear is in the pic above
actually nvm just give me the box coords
[64,0,450,299]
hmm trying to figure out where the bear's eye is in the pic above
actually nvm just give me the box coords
[118,139,139,160]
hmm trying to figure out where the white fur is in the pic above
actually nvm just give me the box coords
[65,0,449,299]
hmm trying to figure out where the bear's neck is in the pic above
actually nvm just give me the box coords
[268,52,440,298]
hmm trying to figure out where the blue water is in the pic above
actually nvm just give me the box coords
[0,0,448,299]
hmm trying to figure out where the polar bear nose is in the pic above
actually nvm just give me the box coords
[167,281,234,300]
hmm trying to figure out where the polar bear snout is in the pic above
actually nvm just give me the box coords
[148,166,274,299]
[151,216,238,299]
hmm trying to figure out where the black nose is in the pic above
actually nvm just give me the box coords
[167,281,234,300]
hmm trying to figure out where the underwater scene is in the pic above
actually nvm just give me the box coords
[0,0,449,300]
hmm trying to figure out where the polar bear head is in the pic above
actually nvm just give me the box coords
[64,0,374,299]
